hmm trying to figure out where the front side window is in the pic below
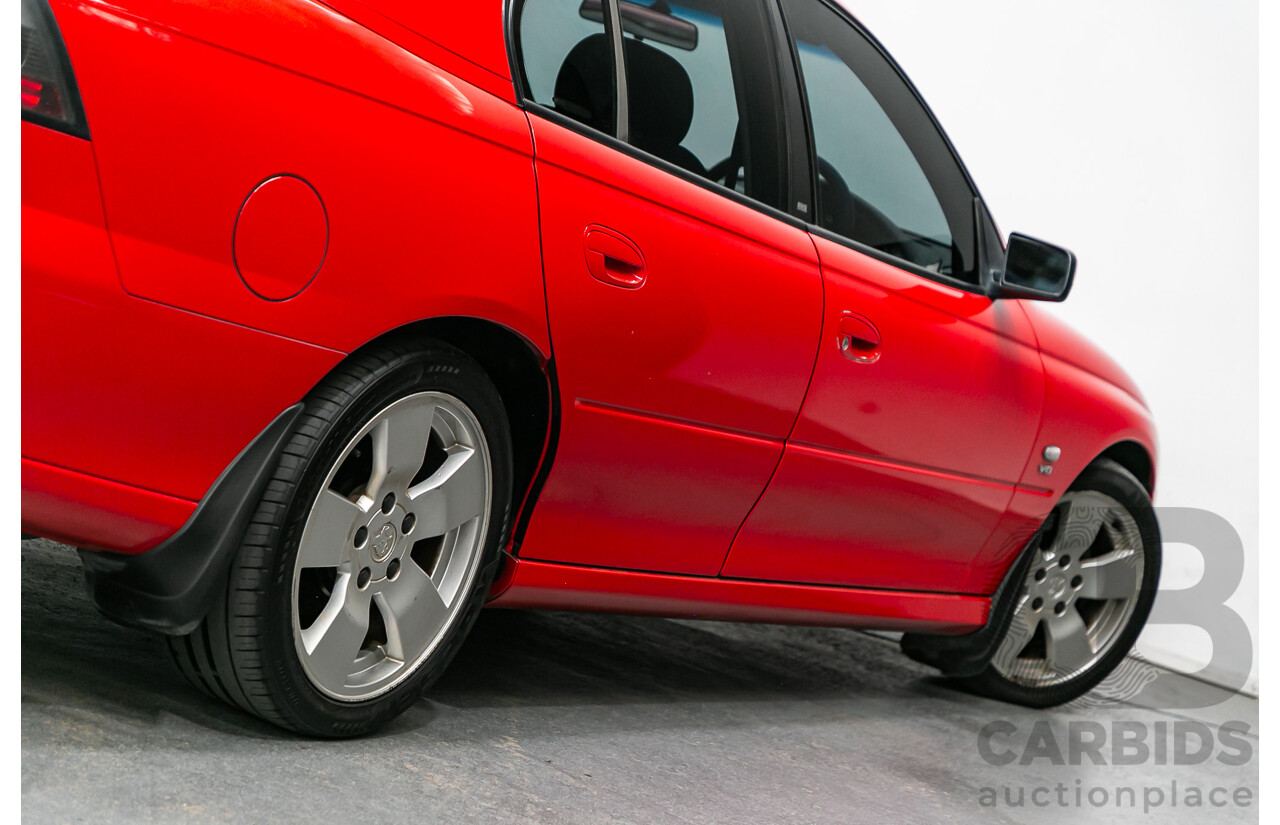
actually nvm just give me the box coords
[781,0,977,281]
[515,0,787,211]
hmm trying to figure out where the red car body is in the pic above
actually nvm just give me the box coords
[22,0,1156,637]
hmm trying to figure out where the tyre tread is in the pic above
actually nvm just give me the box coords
[164,338,513,736]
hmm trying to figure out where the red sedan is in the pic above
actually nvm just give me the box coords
[21,0,1161,736]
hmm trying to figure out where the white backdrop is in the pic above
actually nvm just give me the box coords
[837,0,1259,693]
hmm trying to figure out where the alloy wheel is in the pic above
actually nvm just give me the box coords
[290,391,492,701]
[991,490,1145,687]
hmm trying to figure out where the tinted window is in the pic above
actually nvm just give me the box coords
[618,0,785,208]
[516,0,786,211]
[781,0,977,281]
[518,0,615,135]
[617,5,736,178]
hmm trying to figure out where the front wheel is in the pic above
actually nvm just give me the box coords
[168,339,513,736]
[955,459,1161,707]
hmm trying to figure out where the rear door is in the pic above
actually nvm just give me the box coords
[723,0,1045,593]
[511,0,823,575]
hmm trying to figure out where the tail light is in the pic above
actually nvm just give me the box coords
[21,0,87,138]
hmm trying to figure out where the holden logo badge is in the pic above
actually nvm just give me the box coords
[370,523,397,562]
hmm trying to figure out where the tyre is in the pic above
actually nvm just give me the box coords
[168,338,513,737]
[954,458,1160,707]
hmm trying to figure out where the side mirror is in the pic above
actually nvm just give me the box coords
[992,233,1076,302]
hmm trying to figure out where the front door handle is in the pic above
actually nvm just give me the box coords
[838,313,881,364]
[583,225,646,289]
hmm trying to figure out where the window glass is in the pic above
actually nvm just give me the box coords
[781,0,977,280]
[517,0,786,211]
[518,0,615,135]
[619,4,734,178]
[618,0,785,208]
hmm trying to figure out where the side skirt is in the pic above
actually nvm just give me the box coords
[487,558,989,634]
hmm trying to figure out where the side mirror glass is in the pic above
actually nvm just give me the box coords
[994,233,1076,302]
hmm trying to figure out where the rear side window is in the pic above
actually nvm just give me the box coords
[517,0,616,135]
[619,4,735,179]
[515,0,787,211]
[780,0,978,282]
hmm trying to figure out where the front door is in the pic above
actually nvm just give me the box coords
[723,0,1045,593]
[511,0,823,575]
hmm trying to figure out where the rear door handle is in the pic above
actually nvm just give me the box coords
[583,225,646,289]
[838,313,881,363]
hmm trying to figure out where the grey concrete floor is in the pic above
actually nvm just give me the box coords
[22,538,1258,824]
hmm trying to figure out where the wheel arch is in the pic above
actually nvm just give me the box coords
[1095,440,1155,496]
[345,316,558,554]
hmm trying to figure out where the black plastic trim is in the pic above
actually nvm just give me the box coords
[503,0,525,100]
[601,0,629,142]
[807,223,988,295]
[899,515,1052,677]
[975,196,1006,295]
[510,356,561,553]
[79,404,304,636]
[764,0,813,220]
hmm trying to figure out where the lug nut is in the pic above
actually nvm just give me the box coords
[1059,555,1071,568]
[382,493,396,514]
[1031,597,1043,611]
[1071,575,1083,589]
[387,559,401,579]
[1054,602,1066,615]
[354,526,368,547]
[1034,569,1046,582]
[357,567,371,589]
[401,513,416,533]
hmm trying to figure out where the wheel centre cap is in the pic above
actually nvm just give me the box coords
[370,522,398,562]
[1046,573,1068,600]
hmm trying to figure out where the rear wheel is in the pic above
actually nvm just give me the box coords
[955,459,1160,707]
[168,339,513,736]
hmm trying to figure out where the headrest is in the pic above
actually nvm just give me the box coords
[553,34,695,150]
[622,38,694,149]
[553,33,615,133]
